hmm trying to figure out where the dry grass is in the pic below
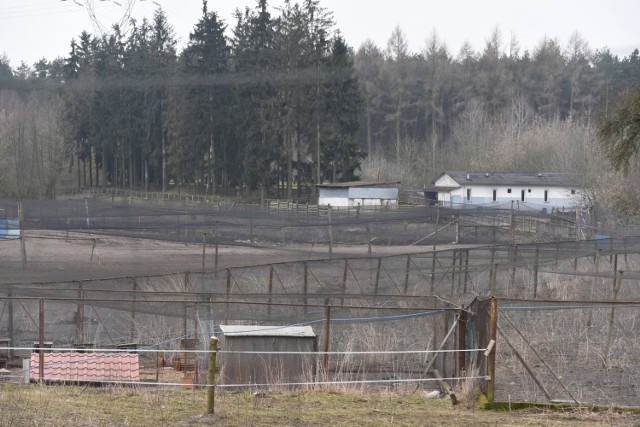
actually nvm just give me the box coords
[1,383,638,426]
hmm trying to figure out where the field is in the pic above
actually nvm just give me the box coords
[1,385,639,426]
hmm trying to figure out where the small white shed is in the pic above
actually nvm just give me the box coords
[317,181,400,207]
[218,325,317,388]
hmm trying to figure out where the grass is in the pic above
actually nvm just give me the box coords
[1,384,638,426]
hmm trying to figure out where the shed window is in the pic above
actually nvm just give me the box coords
[492,189,497,202]
[544,190,548,202]
[466,189,472,201]
[507,188,512,194]
[571,189,576,195]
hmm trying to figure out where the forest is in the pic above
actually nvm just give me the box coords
[0,0,639,209]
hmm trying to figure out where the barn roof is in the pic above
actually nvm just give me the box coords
[435,171,583,187]
[219,325,316,338]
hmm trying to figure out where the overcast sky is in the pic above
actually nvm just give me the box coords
[1,0,638,68]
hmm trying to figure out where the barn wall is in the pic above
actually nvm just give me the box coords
[439,184,581,210]
[318,187,349,206]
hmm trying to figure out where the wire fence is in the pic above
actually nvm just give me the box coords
[0,194,607,249]
[1,195,640,407]
[0,298,479,393]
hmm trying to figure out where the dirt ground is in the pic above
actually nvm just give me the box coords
[0,230,440,284]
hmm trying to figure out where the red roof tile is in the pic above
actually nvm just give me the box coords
[29,353,139,383]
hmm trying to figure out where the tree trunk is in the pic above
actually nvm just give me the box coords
[395,100,402,163]
[144,157,149,192]
[77,153,81,189]
[129,146,134,190]
[286,127,293,201]
[162,130,167,192]
[88,146,93,188]
[366,108,372,158]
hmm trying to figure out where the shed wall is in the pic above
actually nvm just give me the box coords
[318,186,398,207]
[220,336,317,387]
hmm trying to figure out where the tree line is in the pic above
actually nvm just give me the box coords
[0,0,361,201]
[0,0,638,202]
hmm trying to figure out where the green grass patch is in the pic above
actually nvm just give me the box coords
[1,384,638,426]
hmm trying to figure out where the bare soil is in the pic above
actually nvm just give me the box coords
[0,230,438,284]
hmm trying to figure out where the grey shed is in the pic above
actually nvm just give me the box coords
[218,325,317,389]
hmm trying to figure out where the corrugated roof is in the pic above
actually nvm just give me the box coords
[435,171,583,187]
[29,352,139,383]
[219,325,316,337]
[316,181,400,188]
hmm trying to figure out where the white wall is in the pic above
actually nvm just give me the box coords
[319,186,398,207]
[439,184,581,210]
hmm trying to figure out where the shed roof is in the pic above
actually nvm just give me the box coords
[316,181,400,188]
[219,325,316,338]
[434,171,583,187]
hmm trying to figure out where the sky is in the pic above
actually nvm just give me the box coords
[0,0,638,68]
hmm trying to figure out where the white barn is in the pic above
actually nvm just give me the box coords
[317,181,400,207]
[429,171,584,211]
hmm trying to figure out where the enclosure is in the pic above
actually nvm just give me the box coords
[0,193,639,408]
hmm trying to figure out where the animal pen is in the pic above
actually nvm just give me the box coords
[0,195,639,408]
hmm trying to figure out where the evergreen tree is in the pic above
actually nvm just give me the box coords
[178,0,231,193]
[598,85,640,174]
[321,36,363,182]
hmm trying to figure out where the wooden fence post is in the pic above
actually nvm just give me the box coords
[38,299,45,383]
[201,232,207,272]
[490,264,498,296]
[268,265,274,315]
[323,299,331,375]
[604,269,623,365]
[374,258,382,296]
[509,245,518,296]
[486,297,498,402]
[587,249,601,326]
[303,262,309,313]
[76,282,84,346]
[206,336,218,414]
[327,205,333,259]
[533,247,539,298]
[463,249,470,293]
[341,260,348,305]
[131,279,137,341]
[457,309,467,382]
[7,287,13,358]
[214,244,219,276]
[450,250,457,294]
[403,221,408,245]
[430,251,437,294]
[404,254,411,294]
[19,201,26,270]
[225,269,231,323]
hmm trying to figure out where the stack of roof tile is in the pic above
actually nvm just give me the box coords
[29,352,139,383]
